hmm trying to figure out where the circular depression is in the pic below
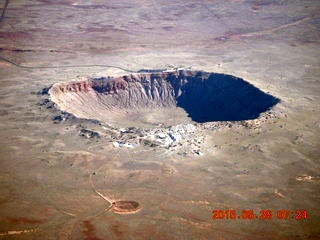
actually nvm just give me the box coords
[48,70,279,127]
[112,200,141,214]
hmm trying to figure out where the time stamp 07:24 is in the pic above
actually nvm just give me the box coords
[212,209,308,220]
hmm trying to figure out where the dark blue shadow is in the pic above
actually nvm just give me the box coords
[169,72,280,123]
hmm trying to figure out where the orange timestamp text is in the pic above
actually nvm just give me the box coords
[212,209,307,220]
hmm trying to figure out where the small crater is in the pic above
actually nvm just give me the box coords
[112,200,141,214]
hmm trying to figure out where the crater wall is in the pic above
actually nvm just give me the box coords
[49,70,279,126]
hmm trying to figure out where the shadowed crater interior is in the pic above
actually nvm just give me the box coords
[49,70,279,126]
[169,71,280,122]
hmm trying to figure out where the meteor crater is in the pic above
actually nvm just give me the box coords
[49,70,279,127]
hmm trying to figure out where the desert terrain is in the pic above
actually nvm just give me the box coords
[0,0,319,239]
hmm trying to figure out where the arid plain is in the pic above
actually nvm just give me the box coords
[0,0,319,239]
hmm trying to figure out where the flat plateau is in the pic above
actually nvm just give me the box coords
[0,1,319,239]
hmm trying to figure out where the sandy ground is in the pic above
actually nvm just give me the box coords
[0,0,319,239]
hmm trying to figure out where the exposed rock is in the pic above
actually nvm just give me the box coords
[79,129,100,138]
[104,122,205,155]
[113,141,135,148]
[38,98,55,110]
[53,115,63,123]
[38,98,50,106]
[37,86,52,95]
